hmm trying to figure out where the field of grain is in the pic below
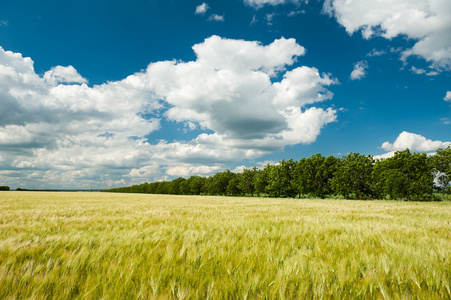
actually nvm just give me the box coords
[0,191,450,299]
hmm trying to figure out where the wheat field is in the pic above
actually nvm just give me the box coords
[0,191,450,299]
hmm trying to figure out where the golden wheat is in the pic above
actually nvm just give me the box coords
[0,191,450,299]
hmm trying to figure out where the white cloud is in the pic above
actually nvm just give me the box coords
[426,70,439,76]
[373,151,396,160]
[411,66,426,75]
[208,14,225,22]
[350,60,368,80]
[367,49,386,57]
[166,164,222,177]
[128,164,160,178]
[43,65,87,85]
[444,91,451,102]
[273,67,337,108]
[0,46,162,188]
[250,15,258,26]
[195,3,209,15]
[411,66,440,76]
[324,0,451,70]
[0,36,338,188]
[287,10,305,17]
[244,0,302,9]
[145,36,336,144]
[381,131,451,152]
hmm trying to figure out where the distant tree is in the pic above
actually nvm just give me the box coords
[254,165,270,196]
[433,146,451,194]
[155,181,170,194]
[239,167,257,196]
[331,153,375,199]
[293,154,339,199]
[206,170,234,195]
[373,149,435,201]
[187,176,206,195]
[266,159,296,198]
[227,173,242,196]
[168,177,186,195]
[0,186,10,191]
[179,178,190,195]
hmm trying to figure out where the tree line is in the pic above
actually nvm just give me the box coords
[103,148,451,201]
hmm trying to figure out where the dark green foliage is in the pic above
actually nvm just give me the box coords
[331,153,375,200]
[239,167,257,196]
[186,176,207,195]
[266,159,297,198]
[226,173,242,196]
[0,186,10,191]
[205,170,235,195]
[103,149,444,201]
[292,154,339,199]
[372,149,435,201]
[254,165,270,196]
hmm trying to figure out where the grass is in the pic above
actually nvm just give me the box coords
[0,191,450,299]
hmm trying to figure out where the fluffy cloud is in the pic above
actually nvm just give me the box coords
[244,0,302,9]
[145,36,336,145]
[166,164,222,177]
[0,46,161,188]
[43,65,87,85]
[208,14,225,22]
[350,60,368,80]
[444,91,451,102]
[0,36,338,187]
[324,0,451,70]
[381,131,451,152]
[195,3,209,15]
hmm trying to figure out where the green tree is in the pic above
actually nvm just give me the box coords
[266,159,296,198]
[433,146,451,194]
[254,165,270,196]
[0,186,10,191]
[206,170,234,195]
[226,173,242,196]
[239,167,257,196]
[168,177,186,195]
[186,176,206,195]
[331,153,375,199]
[293,154,339,199]
[373,149,435,201]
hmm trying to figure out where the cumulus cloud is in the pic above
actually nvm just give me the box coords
[350,61,368,80]
[145,35,335,144]
[0,36,338,188]
[166,164,222,177]
[43,65,87,85]
[0,46,161,188]
[411,66,426,75]
[324,0,451,70]
[195,3,209,15]
[208,14,225,22]
[244,0,303,9]
[381,131,451,152]
[367,49,386,57]
[411,66,439,76]
[444,91,451,102]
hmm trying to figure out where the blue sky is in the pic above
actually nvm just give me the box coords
[1,0,450,189]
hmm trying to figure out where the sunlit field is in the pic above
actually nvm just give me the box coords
[1,192,450,299]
